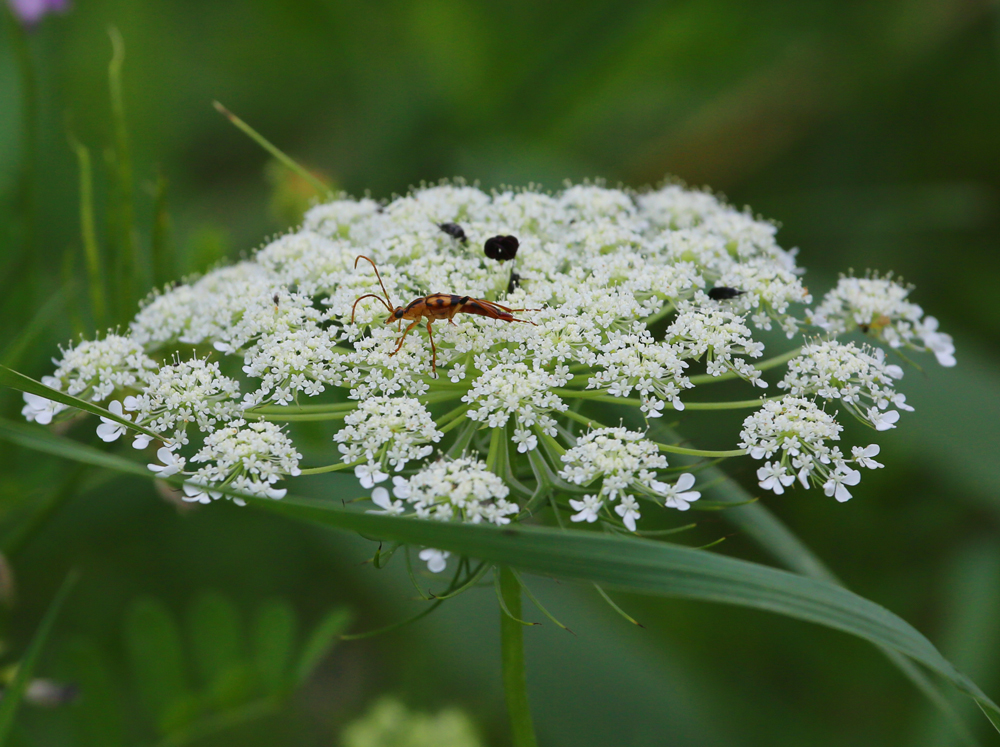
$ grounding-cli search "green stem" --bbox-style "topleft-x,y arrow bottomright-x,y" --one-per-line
68,136 -> 107,327
561,409 -> 745,458
259,411 -> 351,423
108,27 -> 138,320
213,101 -> 332,198
5,6 -> 37,257
499,566 -> 538,747
557,390 -> 774,410
641,302 -> 676,327
299,460 -> 358,476
688,347 -> 802,385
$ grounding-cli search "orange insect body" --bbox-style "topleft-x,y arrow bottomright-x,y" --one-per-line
350,255 -> 537,374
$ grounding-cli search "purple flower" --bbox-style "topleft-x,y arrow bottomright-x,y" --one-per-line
7,0 -> 70,26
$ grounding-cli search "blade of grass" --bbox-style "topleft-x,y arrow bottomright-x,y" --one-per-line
0,570 -> 78,744
1,417 -> 997,733
67,132 -> 106,327
213,101 -> 332,199
107,27 -> 138,320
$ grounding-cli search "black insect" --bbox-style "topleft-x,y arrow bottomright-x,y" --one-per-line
438,222 -> 468,244
507,271 -> 522,295
484,235 -> 519,262
273,293 -> 280,307
707,287 -> 745,301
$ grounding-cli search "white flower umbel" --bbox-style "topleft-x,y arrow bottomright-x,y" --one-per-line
391,456 -> 517,528
558,427 -> 699,530
22,334 -> 158,424
22,182 -> 959,562
334,396 -> 443,486
122,358 -> 242,446
809,273 -> 956,366
740,396 -> 880,501
181,420 -> 302,505
779,340 -> 911,431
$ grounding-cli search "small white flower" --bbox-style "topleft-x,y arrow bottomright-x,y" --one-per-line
823,467 -> 861,502
182,479 -> 220,504
852,444 -> 883,469
21,392 -> 64,425
148,447 -> 185,477
96,400 -> 130,442
368,487 -> 405,516
657,472 -> 701,511
614,495 -> 641,532
391,475 -> 411,499
757,462 -> 795,495
867,407 -> 899,431
355,463 -> 389,489
512,428 -> 538,454
569,495 -> 603,523
419,548 -> 450,573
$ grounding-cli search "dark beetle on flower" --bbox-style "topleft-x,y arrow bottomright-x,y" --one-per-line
484,235 -> 519,262
438,222 -> 468,243
708,286 -> 745,301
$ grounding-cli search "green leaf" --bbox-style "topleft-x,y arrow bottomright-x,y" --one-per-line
0,365 -> 160,439
1,416 -> 998,733
0,570 -> 78,746
251,599 -> 297,695
61,636 -> 125,747
124,596 -> 198,735
186,591 -> 248,709
293,608 -> 352,686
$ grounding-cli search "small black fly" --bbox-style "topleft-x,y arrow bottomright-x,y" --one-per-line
438,222 -> 468,244
484,235 -> 519,262
507,271 -> 522,295
707,287 -> 745,301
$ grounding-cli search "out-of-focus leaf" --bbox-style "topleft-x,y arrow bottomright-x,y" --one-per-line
0,283 -> 74,369
61,636 -> 124,747
0,570 -> 78,745
293,607 -> 351,686
185,591 -> 249,709
124,596 -> 198,735
251,598 -> 297,695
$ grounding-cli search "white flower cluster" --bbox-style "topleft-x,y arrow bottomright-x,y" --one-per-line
120,358 -> 243,446
740,396 -> 882,502
334,397 -> 442,486
586,326 -> 691,416
809,274 -> 956,366
21,334 -> 157,424
558,427 -> 700,530
666,303 -> 768,387
21,182 -> 954,527
177,420 -> 302,505
779,340 -> 911,431
370,456 -> 519,569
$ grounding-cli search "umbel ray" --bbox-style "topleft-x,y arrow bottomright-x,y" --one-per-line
350,255 -> 539,375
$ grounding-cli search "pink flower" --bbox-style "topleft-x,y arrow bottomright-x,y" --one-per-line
7,0 -> 70,27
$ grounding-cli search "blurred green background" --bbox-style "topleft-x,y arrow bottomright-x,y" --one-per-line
1,0 -> 999,745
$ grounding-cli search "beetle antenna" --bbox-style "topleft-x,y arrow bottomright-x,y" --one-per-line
355,255 -> 395,310
351,294 -> 393,323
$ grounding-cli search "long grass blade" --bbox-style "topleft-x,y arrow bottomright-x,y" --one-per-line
0,570 -> 78,744
1,417 -> 998,733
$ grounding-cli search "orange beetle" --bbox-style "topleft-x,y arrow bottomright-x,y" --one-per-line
350,255 -> 538,374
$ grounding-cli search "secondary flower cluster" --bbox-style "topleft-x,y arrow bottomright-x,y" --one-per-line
558,427 -> 701,530
19,182 -> 956,571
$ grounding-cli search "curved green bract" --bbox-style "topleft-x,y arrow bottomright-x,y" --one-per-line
0,414 -> 996,733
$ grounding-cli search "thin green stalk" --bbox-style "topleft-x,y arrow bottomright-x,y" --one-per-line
561,409 -> 745,458
642,302 -> 676,327
657,443 -> 745,458
259,411 -> 352,423
108,27 -> 138,320
151,169 -> 171,287
299,460 -> 358,476
213,101 -> 332,198
499,566 -> 538,747
5,5 -> 37,257
688,347 -> 802,385
250,400 -> 359,415
438,413 -> 469,435
68,136 -> 106,326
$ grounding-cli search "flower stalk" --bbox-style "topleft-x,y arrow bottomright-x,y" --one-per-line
499,565 -> 538,747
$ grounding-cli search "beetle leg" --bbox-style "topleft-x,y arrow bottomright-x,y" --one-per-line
390,320 -> 421,356
426,320 -> 438,375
